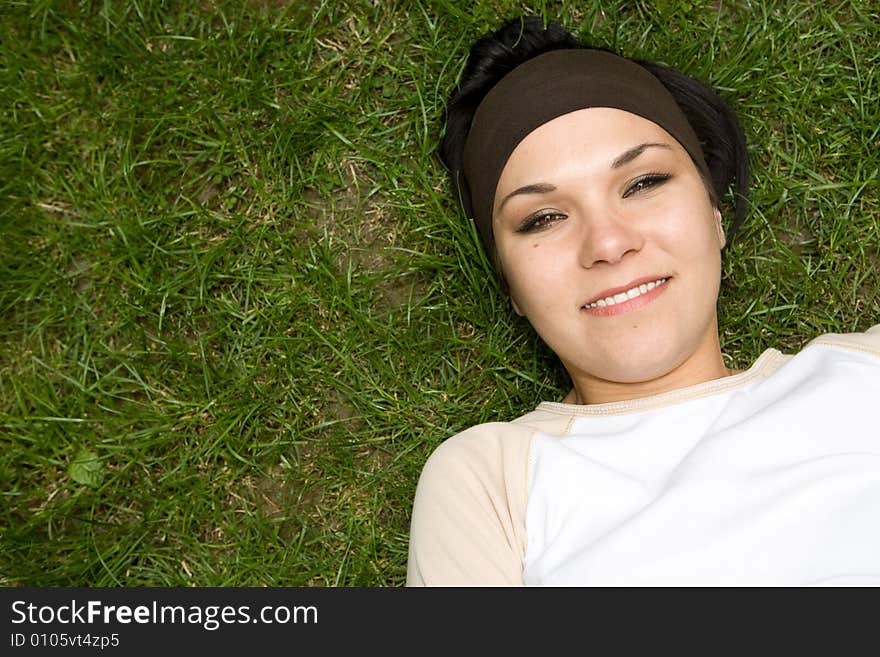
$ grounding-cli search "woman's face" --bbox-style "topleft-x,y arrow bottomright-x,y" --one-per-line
493,107 -> 726,401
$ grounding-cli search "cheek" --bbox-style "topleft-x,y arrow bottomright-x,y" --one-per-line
500,244 -> 562,313
655,198 -> 720,257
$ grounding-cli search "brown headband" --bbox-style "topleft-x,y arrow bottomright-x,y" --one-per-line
460,48 -> 711,258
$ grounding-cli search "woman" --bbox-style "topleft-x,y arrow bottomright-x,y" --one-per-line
406,17 -> 880,585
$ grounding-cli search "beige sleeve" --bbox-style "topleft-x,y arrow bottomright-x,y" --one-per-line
812,323 -> 880,355
406,422 -> 535,586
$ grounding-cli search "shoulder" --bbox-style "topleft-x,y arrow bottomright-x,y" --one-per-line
419,405 -> 573,478
804,323 -> 880,357
513,404 -> 577,433
416,421 -> 535,486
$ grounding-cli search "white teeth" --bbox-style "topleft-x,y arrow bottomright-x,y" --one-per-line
584,278 -> 668,309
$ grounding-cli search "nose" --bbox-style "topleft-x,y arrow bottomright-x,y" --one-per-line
578,210 -> 644,268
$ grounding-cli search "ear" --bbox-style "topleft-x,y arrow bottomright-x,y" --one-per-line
495,259 -> 524,315
713,207 -> 726,249
511,295 -> 524,316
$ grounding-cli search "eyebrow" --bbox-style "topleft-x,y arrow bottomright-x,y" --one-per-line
611,142 -> 672,168
497,182 -> 557,212
497,142 -> 673,213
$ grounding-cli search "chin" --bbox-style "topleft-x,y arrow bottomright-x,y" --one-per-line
597,361 -> 679,385
581,342 -> 691,385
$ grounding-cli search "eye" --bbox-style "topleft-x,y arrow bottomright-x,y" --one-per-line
623,173 -> 672,198
515,209 -> 567,233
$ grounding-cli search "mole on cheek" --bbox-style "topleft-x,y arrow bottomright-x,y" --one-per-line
532,243 -> 539,248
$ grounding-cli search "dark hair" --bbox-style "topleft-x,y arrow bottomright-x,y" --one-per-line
440,16 -> 750,249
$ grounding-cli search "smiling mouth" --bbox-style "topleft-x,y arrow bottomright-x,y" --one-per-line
583,277 -> 669,310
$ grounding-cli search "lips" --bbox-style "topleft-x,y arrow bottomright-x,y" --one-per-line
583,276 -> 670,309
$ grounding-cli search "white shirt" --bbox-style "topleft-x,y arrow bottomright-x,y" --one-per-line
525,342 -> 880,585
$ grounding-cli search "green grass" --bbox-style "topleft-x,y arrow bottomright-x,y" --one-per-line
1,0 -> 877,586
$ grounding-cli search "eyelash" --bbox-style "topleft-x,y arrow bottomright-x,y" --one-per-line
515,209 -> 565,233
623,172 -> 672,198
514,172 -> 673,233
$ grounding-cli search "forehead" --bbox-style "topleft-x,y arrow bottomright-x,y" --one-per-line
497,107 -> 684,188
